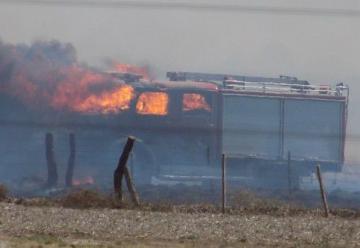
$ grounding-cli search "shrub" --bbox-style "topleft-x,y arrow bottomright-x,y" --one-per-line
0,184 -> 8,201
58,189 -> 115,209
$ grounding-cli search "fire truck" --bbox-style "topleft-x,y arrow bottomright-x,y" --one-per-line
0,71 -> 349,189
105,71 -> 349,188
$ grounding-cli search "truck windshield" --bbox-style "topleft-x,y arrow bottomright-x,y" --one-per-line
182,93 -> 211,113
136,92 -> 169,116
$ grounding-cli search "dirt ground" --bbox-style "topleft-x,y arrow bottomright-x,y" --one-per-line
1,202 -> 360,247
0,235 -> 227,248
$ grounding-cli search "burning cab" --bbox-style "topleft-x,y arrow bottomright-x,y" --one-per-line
0,70 -> 349,189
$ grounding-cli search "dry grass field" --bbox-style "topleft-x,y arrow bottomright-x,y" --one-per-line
1,202 -> 360,247
1,186 -> 360,247
0,190 -> 360,247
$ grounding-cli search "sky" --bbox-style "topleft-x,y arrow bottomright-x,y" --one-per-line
0,0 -> 359,160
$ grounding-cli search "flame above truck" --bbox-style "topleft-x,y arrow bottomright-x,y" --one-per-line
0,68 -> 349,188
0,39 -> 350,189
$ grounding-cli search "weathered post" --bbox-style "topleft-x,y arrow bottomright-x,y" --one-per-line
222,154 -> 227,214
316,165 -> 330,217
65,133 -> 76,187
123,163 -> 140,206
287,151 -> 292,198
114,136 -> 139,206
45,132 -> 58,188
129,152 -> 134,179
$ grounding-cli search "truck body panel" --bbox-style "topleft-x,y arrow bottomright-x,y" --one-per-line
222,95 -> 281,159
222,92 -> 346,164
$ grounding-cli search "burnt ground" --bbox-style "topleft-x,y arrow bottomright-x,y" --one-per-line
2,184 -> 360,247
137,184 -> 360,209
10,180 -> 360,209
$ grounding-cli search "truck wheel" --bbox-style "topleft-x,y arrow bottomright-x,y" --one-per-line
130,143 -> 157,186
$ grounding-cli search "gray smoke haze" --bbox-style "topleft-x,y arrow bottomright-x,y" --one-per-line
0,0 -> 359,160
0,39 -> 76,84
0,39 -> 126,112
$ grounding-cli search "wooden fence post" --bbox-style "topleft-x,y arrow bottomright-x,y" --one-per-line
123,164 -> 140,206
222,154 -> 227,214
287,151 -> 292,198
45,132 -> 58,188
114,136 -> 140,206
316,165 -> 330,217
65,133 -> 76,187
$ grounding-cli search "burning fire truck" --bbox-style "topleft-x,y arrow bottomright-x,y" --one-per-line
165,72 -> 349,187
108,71 -> 348,188
0,40 -> 348,189
0,69 -> 349,189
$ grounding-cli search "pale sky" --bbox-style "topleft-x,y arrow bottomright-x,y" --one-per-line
0,0 -> 359,160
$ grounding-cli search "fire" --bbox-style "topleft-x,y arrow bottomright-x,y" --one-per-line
183,93 -> 211,112
136,92 -> 169,115
112,62 -> 150,80
72,176 -> 95,186
49,66 -> 135,114
50,66 -> 109,109
73,85 -> 135,114
0,39 -> 145,115
0,40 -> 212,116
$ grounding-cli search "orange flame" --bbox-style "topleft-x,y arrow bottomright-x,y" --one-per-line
49,66 -> 135,114
72,176 -> 95,186
73,85 -> 135,114
0,40 -> 148,115
136,92 -> 168,115
112,62 -> 150,80
183,93 -> 211,112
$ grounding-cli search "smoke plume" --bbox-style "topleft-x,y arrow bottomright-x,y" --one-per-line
0,39 -> 148,114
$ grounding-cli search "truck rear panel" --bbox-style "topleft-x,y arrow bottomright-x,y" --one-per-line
222,92 -> 346,163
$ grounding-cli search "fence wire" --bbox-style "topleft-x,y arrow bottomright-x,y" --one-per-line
1,125 -> 360,209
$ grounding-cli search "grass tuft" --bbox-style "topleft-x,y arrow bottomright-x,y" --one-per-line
57,189 -> 117,209
0,184 -> 8,201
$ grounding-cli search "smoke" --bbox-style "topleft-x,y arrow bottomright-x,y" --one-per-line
0,39 -> 76,90
0,39 -> 80,106
0,39 -> 148,114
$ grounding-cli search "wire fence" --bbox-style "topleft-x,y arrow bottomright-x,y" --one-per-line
1,125 -> 360,209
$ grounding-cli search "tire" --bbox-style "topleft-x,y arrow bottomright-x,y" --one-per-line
130,142 -> 157,186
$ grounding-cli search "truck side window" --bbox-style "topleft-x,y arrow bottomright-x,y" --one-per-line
136,92 -> 169,116
182,93 -> 211,113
